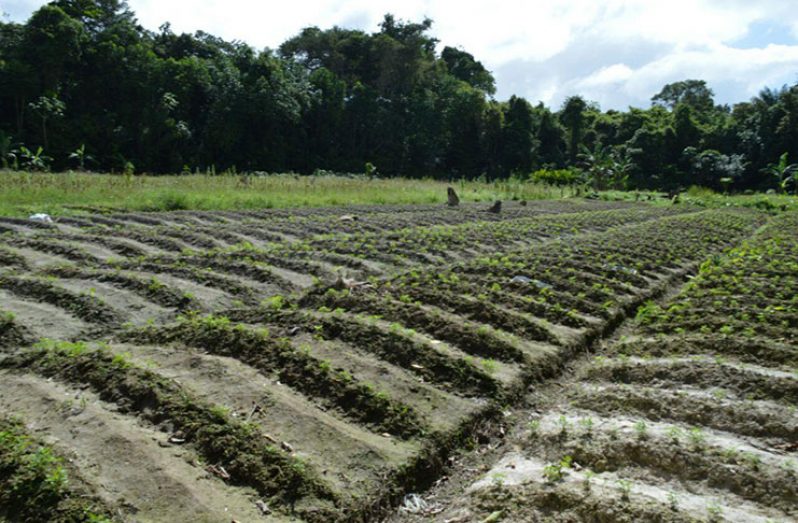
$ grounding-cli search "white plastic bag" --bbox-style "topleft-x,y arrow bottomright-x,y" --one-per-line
29,213 -> 54,224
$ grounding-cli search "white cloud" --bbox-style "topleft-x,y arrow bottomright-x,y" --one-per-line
578,64 -> 635,88
626,43 -> 798,95
539,42 -> 798,110
2,0 -> 798,109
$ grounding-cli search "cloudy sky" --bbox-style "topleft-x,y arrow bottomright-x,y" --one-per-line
3,0 -> 798,110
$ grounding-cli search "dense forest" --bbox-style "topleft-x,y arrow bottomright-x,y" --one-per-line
1,0 -> 797,191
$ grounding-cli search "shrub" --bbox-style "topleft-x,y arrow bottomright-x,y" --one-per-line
529,168 -> 583,186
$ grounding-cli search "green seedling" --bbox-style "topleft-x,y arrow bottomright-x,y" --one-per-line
617,479 -> 632,501
633,420 -> 648,440
542,455 -> 573,483
688,427 -> 706,449
706,501 -> 724,522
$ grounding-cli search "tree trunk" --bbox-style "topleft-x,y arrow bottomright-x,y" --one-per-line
15,96 -> 25,138
42,117 -> 48,151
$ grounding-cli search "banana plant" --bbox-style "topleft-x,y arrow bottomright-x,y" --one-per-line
765,153 -> 798,194
578,143 -> 630,191
14,145 -> 52,172
69,144 -> 94,171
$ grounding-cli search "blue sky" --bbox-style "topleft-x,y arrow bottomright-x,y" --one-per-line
3,0 -> 798,110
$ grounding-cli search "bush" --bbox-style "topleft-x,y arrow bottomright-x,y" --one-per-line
156,191 -> 190,211
529,168 -> 583,186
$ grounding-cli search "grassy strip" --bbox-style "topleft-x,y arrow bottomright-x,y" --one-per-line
121,314 -> 427,439
0,417 -> 112,523
0,172 -> 568,217
0,276 -> 121,326
602,186 -> 798,213
2,341 -> 341,520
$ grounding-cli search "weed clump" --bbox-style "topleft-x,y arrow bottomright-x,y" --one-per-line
0,417 -> 111,522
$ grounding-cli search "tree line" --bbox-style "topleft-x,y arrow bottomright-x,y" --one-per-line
1,0 -> 797,192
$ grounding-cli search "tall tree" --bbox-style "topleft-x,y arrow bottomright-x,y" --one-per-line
534,104 -> 567,167
22,5 -> 84,93
0,2 -> 793,191
441,46 -> 495,94
500,95 -> 535,174
651,79 -> 715,114
560,95 -> 587,164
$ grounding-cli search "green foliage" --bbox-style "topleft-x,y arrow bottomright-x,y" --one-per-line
688,427 -> 706,449
764,152 -> 798,194
441,46 -> 495,94
0,172 -> 565,217
111,352 -> 133,370
12,145 -> 52,172
529,168 -> 582,186
560,96 -> 588,164
68,144 -> 93,171
542,455 -> 573,483
635,301 -> 663,324
706,501 -> 724,522
480,358 -> 498,374
652,80 -> 715,113
28,95 -> 65,151
35,339 -> 89,358
0,310 -> 16,325
264,294 -> 286,311
0,417 -> 109,521
683,147 -> 746,190
633,420 -> 648,440
0,2 -> 796,189
578,143 -> 630,190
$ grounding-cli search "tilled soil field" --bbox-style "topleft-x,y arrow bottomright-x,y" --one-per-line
0,201 -> 793,522
389,211 -> 797,523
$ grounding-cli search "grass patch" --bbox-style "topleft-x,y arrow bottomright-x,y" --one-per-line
0,171 -> 570,217
3,171 -> 794,218
600,186 -> 798,213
